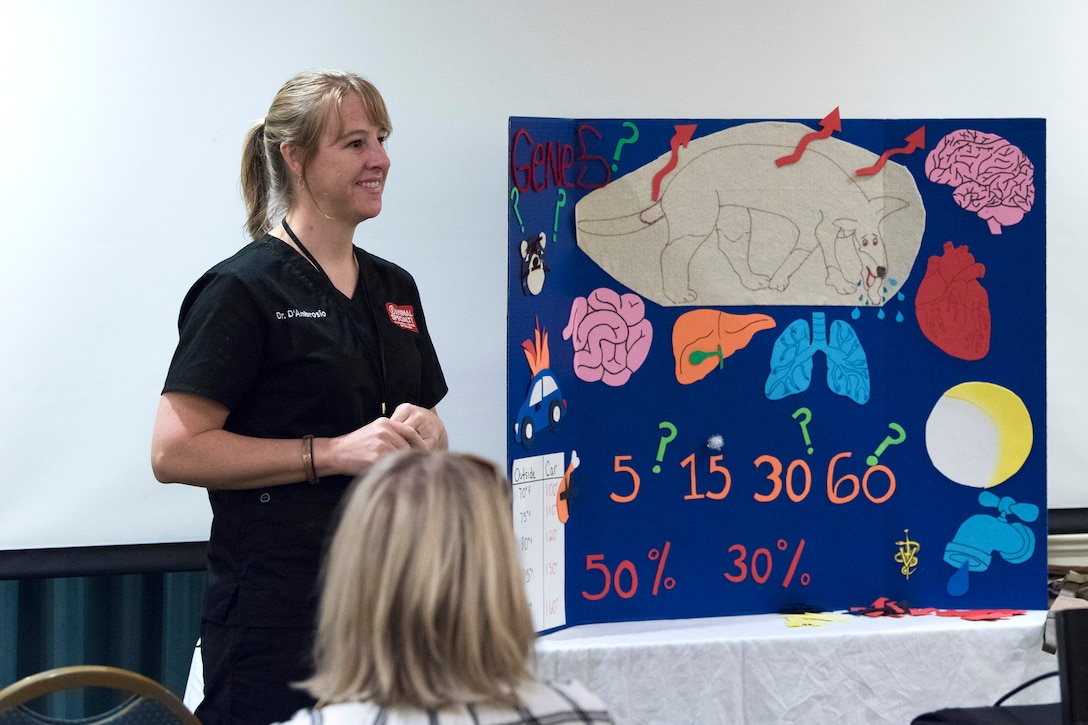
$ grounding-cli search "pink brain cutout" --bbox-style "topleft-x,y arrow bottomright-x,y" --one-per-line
924,129 -> 1035,235
563,288 -> 653,386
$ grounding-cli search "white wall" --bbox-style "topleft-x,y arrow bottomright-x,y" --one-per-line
0,0 -> 1082,553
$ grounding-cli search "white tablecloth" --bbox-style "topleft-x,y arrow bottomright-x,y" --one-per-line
535,610 -> 1059,725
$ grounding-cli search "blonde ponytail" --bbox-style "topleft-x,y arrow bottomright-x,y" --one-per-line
241,120 -> 271,239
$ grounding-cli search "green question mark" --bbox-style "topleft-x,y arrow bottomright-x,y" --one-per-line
867,423 -> 906,466
510,186 -> 524,232
552,188 -> 566,242
611,121 -> 640,172
653,421 -> 677,474
792,407 -> 813,455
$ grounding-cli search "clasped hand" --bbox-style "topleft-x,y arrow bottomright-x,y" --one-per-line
330,404 -> 448,475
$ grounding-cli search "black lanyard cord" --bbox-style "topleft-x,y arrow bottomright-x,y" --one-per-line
281,218 -> 389,416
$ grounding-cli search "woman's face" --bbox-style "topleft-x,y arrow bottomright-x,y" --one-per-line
302,92 -> 390,225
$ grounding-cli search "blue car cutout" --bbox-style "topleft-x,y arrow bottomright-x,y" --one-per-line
514,369 -> 566,447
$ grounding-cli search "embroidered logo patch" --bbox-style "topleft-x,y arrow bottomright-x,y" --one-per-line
386,303 -> 418,332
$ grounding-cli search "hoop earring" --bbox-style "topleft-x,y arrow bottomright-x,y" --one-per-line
297,176 -> 305,189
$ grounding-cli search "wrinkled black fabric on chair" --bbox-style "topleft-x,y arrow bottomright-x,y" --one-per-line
0,665 -> 200,725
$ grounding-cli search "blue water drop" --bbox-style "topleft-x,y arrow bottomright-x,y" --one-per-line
877,308 -> 886,320
895,310 -> 904,323
897,292 -> 905,302
851,307 -> 860,320
947,560 -> 971,596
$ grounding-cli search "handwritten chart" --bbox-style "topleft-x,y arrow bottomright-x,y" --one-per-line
512,451 -> 567,631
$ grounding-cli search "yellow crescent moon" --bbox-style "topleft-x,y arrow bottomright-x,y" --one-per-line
924,382 -> 1033,488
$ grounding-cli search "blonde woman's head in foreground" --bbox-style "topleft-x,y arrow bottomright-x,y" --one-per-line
303,450 -> 536,708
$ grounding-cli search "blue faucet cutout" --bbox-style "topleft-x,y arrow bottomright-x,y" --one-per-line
765,312 -> 870,404
944,489 -> 1038,596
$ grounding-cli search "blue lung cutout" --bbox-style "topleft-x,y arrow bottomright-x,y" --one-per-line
765,313 -> 870,404
765,318 -> 814,399
825,318 -> 870,403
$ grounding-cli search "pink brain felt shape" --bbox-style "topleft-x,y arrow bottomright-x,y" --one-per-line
924,129 -> 1035,235
563,288 -> 653,386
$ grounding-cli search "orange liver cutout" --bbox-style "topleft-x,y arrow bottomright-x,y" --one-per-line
672,310 -> 776,384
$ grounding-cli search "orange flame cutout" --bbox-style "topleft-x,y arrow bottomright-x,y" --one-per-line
521,317 -> 551,376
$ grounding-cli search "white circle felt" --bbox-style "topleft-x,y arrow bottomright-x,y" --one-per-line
925,382 -> 1033,488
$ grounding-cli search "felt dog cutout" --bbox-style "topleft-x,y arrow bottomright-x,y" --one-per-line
520,232 -> 549,296
642,146 -> 908,305
575,122 -> 926,307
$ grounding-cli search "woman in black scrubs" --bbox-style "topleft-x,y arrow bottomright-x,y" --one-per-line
151,69 -> 448,725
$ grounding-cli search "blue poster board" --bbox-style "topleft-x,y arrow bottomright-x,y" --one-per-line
507,115 -> 1046,631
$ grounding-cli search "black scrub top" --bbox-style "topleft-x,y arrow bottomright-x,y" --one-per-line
163,236 -> 447,627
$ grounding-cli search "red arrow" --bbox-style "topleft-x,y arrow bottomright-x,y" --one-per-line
856,126 -> 926,176
651,124 -> 698,201
775,107 -> 842,167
